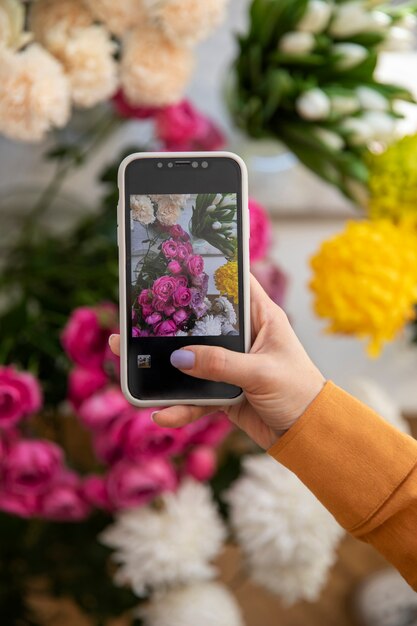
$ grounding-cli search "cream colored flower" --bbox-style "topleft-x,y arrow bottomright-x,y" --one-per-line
29,0 -> 93,44
120,25 -> 193,106
148,0 -> 228,46
131,195 -> 155,225
0,0 -> 30,50
153,194 -> 187,226
0,44 -> 70,142
84,0 -> 148,36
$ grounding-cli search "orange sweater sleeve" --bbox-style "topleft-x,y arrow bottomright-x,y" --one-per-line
267,381 -> 417,590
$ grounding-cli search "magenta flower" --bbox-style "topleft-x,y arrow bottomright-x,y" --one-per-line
186,254 -> 204,277
173,308 -> 188,325
0,488 -> 40,518
167,260 -> 182,274
154,319 -> 178,336
145,312 -> 162,326
93,415 -> 129,465
155,100 -> 225,151
106,458 -> 177,510
78,387 -> 130,431
83,475 -> 112,511
175,275 -> 189,288
169,224 -> 189,240
161,239 -> 178,259
68,367 -> 108,410
251,260 -> 288,308
122,409 -> 185,460
172,286 -> 192,308
40,472 -> 90,522
184,411 -> 233,447
4,439 -> 63,495
163,304 -> 176,317
141,303 -> 154,318
176,243 -> 190,261
152,276 -> 177,302
190,288 -> 208,319
138,289 -> 152,306
62,304 -> 116,369
0,366 -> 42,430
112,89 -> 158,119
191,272 -> 209,295
249,198 -> 272,263
185,446 -> 217,482
132,327 -> 141,337
153,297 -> 168,312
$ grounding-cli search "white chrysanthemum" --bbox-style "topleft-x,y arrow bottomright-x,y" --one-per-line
137,582 -> 245,626
84,0 -> 148,36
0,44 -> 71,142
153,194 -> 187,226
0,0 -> 30,50
100,480 -> 226,596
226,455 -> 344,605
212,296 -> 237,326
51,24 -> 118,108
29,0 -> 93,43
347,378 -> 410,434
131,195 -> 156,225
191,315 -> 223,336
120,25 -> 194,106
146,0 -> 228,46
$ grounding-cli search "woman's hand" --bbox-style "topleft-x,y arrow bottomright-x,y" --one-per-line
109,275 -> 325,449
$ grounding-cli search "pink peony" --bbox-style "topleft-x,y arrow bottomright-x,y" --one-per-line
155,100 -> 225,151
186,254 -> 204,277
161,239 -> 178,258
4,439 -> 63,495
176,243 -> 190,261
62,305 -> 116,368
249,198 -> 272,263
163,304 -> 176,317
146,312 -> 162,326
83,475 -> 112,511
185,446 -> 217,482
106,458 -> 177,510
152,276 -> 177,302
123,409 -> 185,460
167,260 -> 182,274
172,286 -> 192,308
113,89 -> 158,119
184,411 -> 233,447
175,275 -> 189,288
132,327 -> 141,337
40,472 -> 90,521
78,387 -> 130,431
173,308 -> 188,325
154,319 -> 178,336
0,366 -> 42,430
251,260 -> 288,308
0,489 -> 40,518
169,224 -> 189,240
68,367 -> 108,410
141,303 -> 154,318
138,289 -> 152,306
93,415 -> 130,465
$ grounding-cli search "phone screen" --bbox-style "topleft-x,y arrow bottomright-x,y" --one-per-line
124,156 -> 246,402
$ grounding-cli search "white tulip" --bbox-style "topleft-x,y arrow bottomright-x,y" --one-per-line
331,93 -> 360,115
381,26 -> 416,51
366,10 -> 391,32
296,88 -> 331,121
333,43 -> 368,69
396,14 -> 417,31
213,194 -> 222,205
340,117 -> 373,145
329,2 -> 370,37
280,31 -> 315,54
207,204 -> 216,212
315,128 -> 345,150
212,221 -> 222,230
362,111 -> 396,140
356,86 -> 388,111
297,0 -> 333,34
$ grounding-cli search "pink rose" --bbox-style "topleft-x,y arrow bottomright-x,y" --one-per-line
62,305 -> 116,368
83,475 -> 112,511
138,289 -> 152,306
68,367 -> 108,410
154,319 -> 178,336
0,366 -> 42,429
0,488 -> 40,518
186,255 -> 204,277
112,89 -> 158,119
155,100 -> 225,151
175,275 -> 189,288
78,388 -> 129,431
251,261 -> 288,308
153,297 -> 167,312
249,198 -> 272,263
161,239 -> 178,259
146,312 -> 162,326
184,411 -> 233,447
173,286 -> 192,308
163,304 -> 176,317
4,439 -> 63,495
176,243 -> 189,261
106,458 -> 177,510
93,415 -> 129,464
173,308 -> 188,325
40,472 -> 90,521
167,260 -> 182,274
152,276 -> 177,302
169,224 -> 189,240
122,409 -> 185,460
141,303 -> 154,318
185,446 -> 217,482
132,327 -> 141,337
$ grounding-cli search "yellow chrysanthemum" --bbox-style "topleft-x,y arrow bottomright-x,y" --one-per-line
310,220 -> 417,356
367,135 -> 417,225
215,260 -> 239,304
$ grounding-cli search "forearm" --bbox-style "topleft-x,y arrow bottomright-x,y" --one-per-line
268,381 -> 417,589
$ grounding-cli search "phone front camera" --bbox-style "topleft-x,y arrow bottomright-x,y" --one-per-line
157,162 -> 163,168
168,162 -> 173,168
202,161 -> 208,169
192,161 -> 198,168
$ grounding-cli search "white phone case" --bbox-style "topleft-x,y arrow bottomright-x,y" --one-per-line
117,151 -> 251,407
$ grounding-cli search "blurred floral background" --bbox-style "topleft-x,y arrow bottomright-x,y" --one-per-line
0,1 -> 417,625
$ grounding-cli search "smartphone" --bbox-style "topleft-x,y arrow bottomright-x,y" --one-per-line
117,151 -> 250,407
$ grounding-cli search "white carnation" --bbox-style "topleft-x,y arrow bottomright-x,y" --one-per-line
153,194 -> 188,226
0,0 -> 30,50
226,455 -> 344,605
191,314 -> 223,336
212,296 -> 237,326
137,582 -> 245,626
100,480 -> 226,596
131,195 -> 156,225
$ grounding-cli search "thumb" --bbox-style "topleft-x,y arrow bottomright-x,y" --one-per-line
170,345 -> 261,389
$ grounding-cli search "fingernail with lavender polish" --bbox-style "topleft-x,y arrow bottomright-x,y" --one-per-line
151,411 -> 158,423
170,349 -> 195,370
